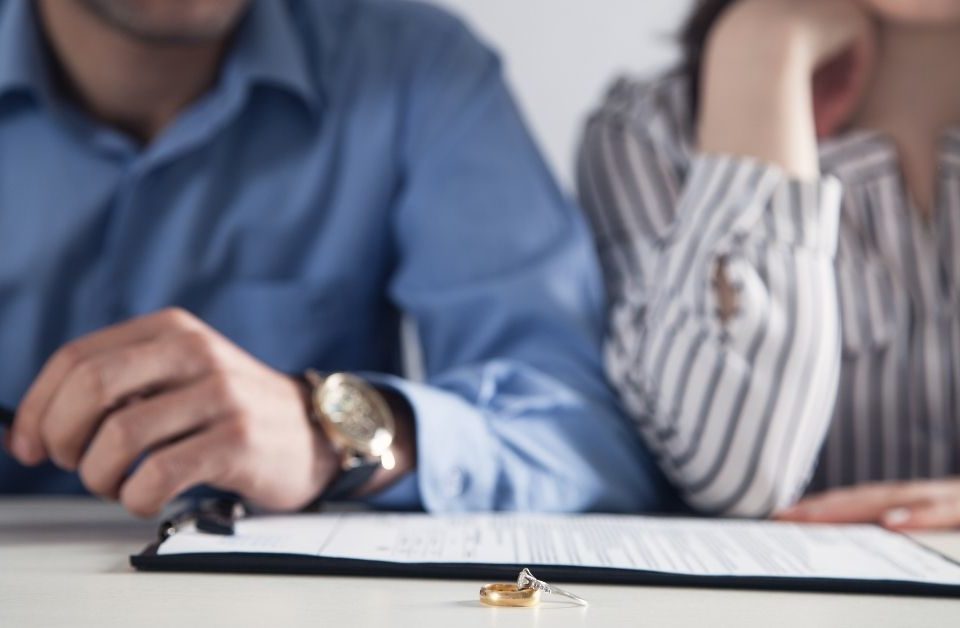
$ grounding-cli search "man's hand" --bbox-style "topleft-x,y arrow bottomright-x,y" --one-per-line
777,480 -> 960,530
8,308 -> 339,517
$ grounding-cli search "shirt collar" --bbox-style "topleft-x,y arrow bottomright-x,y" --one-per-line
945,126 -> 960,173
818,130 -> 899,184
0,0 -> 56,104
0,0 -> 322,116
223,0 -> 322,117
820,126 -> 960,182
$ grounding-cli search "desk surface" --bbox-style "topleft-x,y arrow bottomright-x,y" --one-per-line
2,498 -> 959,628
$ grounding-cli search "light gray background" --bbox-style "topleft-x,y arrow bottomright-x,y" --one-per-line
428,0 -> 695,188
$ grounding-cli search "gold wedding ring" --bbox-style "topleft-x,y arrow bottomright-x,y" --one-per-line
479,583 -> 542,607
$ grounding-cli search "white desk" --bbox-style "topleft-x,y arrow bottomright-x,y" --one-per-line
1,498 -> 959,628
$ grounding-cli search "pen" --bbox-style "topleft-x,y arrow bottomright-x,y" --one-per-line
158,498 -> 245,541
0,405 -> 13,429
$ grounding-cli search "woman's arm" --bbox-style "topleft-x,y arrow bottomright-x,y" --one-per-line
699,0 -> 875,178
580,0 -> 874,517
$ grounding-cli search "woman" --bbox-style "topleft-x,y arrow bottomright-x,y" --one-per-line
579,0 -> 960,527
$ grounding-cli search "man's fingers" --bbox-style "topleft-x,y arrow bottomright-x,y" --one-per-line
11,308 -> 204,465
884,500 -> 960,531
118,425 -> 235,518
40,329 -> 224,470
77,377 -> 228,499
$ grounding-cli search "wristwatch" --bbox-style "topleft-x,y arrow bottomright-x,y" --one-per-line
304,370 -> 397,500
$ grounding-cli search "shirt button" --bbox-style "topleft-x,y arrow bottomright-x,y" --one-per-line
444,468 -> 469,499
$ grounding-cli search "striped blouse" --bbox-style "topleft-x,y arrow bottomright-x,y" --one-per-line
578,75 -> 960,517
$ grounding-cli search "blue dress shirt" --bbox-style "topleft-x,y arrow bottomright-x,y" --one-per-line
0,0 -> 668,512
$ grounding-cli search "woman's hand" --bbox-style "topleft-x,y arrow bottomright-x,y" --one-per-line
698,0 -> 877,179
777,479 -> 960,531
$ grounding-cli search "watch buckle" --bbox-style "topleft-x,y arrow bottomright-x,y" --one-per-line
380,449 -> 396,471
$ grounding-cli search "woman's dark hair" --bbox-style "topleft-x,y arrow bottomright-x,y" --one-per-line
680,0 -> 738,113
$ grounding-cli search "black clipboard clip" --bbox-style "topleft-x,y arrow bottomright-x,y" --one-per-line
158,498 -> 246,542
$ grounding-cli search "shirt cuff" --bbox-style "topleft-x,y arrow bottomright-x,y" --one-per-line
364,470 -> 422,510
359,373 -> 498,512
682,154 -> 843,254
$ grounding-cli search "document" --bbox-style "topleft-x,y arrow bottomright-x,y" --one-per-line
157,513 -> 960,586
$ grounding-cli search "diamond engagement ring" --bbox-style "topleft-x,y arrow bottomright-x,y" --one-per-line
516,568 -> 589,607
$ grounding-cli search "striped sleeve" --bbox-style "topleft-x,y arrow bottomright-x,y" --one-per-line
577,79 -> 844,517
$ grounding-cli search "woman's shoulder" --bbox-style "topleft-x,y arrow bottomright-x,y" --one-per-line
587,72 -> 695,149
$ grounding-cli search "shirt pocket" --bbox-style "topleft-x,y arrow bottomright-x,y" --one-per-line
835,255 -> 898,358
197,279 -> 360,373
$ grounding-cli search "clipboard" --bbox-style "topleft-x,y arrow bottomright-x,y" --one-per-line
131,500 -> 960,598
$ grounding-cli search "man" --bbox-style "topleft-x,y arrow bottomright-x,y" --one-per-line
0,0 -> 666,517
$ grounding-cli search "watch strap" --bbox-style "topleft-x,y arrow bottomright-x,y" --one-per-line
317,461 -> 380,502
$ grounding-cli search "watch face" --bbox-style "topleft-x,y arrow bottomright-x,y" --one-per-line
317,374 -> 394,455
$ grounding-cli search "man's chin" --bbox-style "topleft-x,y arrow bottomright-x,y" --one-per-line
74,0 -> 251,45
